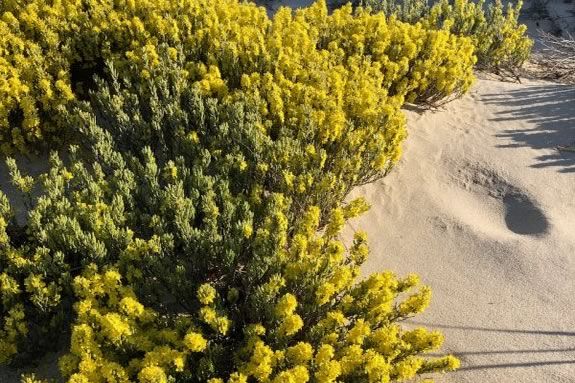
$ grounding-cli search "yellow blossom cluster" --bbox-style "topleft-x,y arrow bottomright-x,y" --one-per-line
0,0 -> 475,153
421,0 -> 532,74
60,266 -> 196,383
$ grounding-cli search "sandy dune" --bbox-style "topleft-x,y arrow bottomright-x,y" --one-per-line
346,77 -> 575,382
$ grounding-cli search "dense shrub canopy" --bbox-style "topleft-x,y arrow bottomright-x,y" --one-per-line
0,69 -> 460,383
0,0 -> 475,152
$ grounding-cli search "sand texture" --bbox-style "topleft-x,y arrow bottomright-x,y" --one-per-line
345,77 -> 575,382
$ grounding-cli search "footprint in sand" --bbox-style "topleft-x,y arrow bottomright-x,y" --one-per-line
502,193 -> 549,236
440,162 -> 550,237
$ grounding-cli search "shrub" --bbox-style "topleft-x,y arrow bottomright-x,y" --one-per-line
0,0 -> 475,152
59,235 -> 460,383
362,0 -> 533,76
2,152 -> 460,381
0,50 -> 460,380
316,4 -> 476,106
0,51 -> 389,362
0,1 -> 466,381
422,0 -> 532,76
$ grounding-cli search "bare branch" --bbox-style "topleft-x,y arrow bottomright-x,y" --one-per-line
533,30 -> 575,82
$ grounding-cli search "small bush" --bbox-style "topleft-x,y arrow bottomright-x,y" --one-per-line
362,0 -> 533,76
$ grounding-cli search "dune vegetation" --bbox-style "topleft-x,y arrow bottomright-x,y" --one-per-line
0,0 -> 531,382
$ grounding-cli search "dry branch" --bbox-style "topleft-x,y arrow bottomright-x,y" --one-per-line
534,30 -> 575,81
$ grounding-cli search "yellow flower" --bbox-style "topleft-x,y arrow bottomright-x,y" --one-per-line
398,286 -> 432,316
422,355 -> 460,372
402,327 -> 444,352
242,223 -> 253,238
278,313 -> 303,337
315,360 -> 341,383
286,342 -> 313,365
138,366 -> 167,383
183,332 -> 207,352
188,131 -> 200,143
215,316 -> 231,335
242,340 -> 274,380
99,313 -> 132,344
316,282 -> 336,306
282,171 -> 295,188
227,372 -> 248,383
119,296 -> 144,318
68,374 -> 90,383
325,208 -> 345,238
245,324 -> 266,337
346,319 -> 370,345
200,307 -> 217,323
393,357 -> 424,380
55,80 -> 74,101
239,160 -> 248,171
167,47 -> 178,60
272,365 -> 309,383
275,293 -> 297,318
363,350 -> 390,383
197,284 -> 217,305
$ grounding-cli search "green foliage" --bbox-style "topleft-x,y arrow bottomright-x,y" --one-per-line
362,0 -> 431,23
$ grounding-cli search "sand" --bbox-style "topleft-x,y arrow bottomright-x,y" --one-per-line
345,76 -> 575,382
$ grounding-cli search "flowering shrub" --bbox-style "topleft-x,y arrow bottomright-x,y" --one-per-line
0,1 -> 464,381
0,55 -> 460,380
362,0 -> 532,76
0,0 -> 475,152
422,0 -> 532,75
58,232 -> 460,383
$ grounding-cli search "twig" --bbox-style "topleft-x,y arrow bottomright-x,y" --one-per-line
533,30 -> 575,82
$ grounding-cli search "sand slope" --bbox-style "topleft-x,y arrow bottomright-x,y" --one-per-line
346,77 -> 575,382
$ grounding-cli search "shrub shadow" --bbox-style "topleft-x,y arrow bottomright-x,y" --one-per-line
409,321 -> 575,373
482,84 -> 575,173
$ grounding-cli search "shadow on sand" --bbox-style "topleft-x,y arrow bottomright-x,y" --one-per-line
408,321 -> 575,372
481,84 -> 575,173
